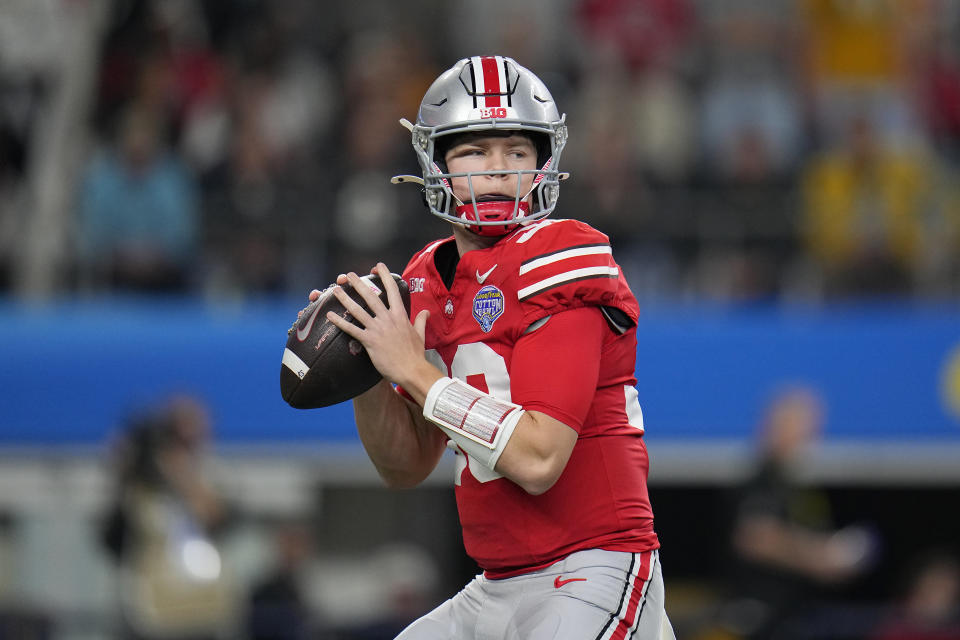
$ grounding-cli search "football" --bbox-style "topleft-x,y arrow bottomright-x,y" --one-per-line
280,273 -> 410,409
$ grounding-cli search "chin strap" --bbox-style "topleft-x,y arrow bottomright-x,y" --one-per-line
455,200 -> 530,229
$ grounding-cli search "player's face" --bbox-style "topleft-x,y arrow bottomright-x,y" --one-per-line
444,134 -> 538,205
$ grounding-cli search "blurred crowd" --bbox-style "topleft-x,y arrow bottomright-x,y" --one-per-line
28,387 -> 952,640
95,394 -> 438,640
2,2 -> 960,638
1,0 -> 959,303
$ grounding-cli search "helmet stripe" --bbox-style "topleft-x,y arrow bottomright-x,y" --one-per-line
478,55 -> 504,108
469,56 -> 484,98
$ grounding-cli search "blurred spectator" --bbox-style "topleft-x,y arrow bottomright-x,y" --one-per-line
572,0 -> 698,186
100,394 -> 239,640
563,68 -> 644,234
683,0 -> 807,302
7,0 -> 960,301
913,2 -> 960,162
0,69 -> 44,291
574,0 -> 695,75
632,63 -> 698,185
699,67 -> 803,185
799,0 -> 926,150
96,1 -> 223,135
800,112 -> 945,297
200,5 -> 337,297
330,29 -> 439,276
327,544 -> 441,640
76,103 -> 199,292
447,0 -> 574,73
870,550 -> 960,640
697,0 -> 804,183
719,385 -> 878,639
562,60 -> 696,303
246,519 -> 316,640
199,73 -> 303,296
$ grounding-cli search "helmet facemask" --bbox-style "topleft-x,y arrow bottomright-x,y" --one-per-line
424,129 -> 563,236
396,56 -> 568,237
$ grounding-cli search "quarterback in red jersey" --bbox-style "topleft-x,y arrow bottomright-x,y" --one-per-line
319,56 -> 675,639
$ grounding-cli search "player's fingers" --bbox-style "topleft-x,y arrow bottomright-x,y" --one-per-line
308,288 -> 322,302
413,309 -> 430,342
335,273 -> 348,285
347,271 -> 389,317
374,263 -> 403,313
325,309 -> 363,340
331,282 -> 375,327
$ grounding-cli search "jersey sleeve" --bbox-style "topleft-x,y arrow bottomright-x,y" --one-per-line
508,305 -> 605,431
510,220 -> 639,327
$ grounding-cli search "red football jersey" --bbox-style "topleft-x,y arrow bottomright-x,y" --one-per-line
400,219 -> 659,577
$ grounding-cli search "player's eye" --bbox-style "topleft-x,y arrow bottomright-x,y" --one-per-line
450,147 -> 482,160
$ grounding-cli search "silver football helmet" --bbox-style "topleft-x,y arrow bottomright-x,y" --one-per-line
393,56 -> 568,236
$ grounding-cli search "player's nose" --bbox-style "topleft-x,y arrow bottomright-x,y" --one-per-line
484,151 -> 510,177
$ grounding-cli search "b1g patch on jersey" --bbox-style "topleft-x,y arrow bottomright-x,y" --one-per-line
473,285 -> 505,332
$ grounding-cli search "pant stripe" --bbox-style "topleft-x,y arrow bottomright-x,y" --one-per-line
593,550 -> 655,640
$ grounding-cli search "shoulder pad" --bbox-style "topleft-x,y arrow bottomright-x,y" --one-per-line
403,236 -> 452,275
511,218 -> 607,249
509,220 -> 638,323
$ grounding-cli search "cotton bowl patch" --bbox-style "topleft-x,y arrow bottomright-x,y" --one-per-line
473,285 -> 504,332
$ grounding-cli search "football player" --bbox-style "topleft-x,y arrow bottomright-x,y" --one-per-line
318,55 -> 675,639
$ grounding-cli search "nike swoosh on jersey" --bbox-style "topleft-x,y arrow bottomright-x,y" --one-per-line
553,576 -> 587,588
476,264 -> 498,284
296,302 -> 324,342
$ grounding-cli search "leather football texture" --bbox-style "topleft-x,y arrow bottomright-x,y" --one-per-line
280,274 -> 410,409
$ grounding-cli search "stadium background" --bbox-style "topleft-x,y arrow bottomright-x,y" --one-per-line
1,0 -> 959,638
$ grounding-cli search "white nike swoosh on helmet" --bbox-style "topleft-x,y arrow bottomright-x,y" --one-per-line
476,264 -> 498,284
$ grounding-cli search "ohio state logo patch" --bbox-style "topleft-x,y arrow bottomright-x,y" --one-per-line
473,285 -> 504,332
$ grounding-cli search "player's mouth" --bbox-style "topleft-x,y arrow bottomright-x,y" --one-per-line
474,194 -> 518,203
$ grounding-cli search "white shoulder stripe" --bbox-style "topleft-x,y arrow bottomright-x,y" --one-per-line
518,266 -> 619,300
515,219 -> 558,243
423,239 -> 446,255
518,245 -> 612,275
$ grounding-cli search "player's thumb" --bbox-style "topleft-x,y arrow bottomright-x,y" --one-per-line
413,310 -> 430,341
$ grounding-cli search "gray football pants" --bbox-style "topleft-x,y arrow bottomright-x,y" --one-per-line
396,549 -> 676,640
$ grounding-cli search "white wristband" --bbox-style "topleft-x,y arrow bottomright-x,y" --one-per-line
423,377 -> 523,471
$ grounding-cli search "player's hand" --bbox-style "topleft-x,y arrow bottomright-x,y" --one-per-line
296,282 -> 337,325
306,276 -> 344,305
325,263 -> 434,390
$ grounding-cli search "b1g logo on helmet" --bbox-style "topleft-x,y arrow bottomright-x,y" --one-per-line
473,285 -> 504,333
469,106 -> 517,121
479,107 -> 508,119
